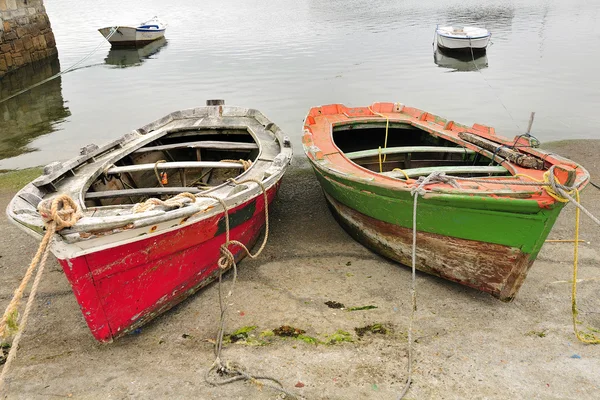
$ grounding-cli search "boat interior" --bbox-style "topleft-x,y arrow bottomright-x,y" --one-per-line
85,127 -> 259,207
332,122 -> 511,180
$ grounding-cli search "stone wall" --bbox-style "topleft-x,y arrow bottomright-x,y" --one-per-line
0,0 -> 57,78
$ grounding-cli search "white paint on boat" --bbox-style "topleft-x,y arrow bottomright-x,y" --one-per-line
435,26 -> 491,51
99,17 -> 166,46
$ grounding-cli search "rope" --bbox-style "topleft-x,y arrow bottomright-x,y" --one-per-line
396,175 -> 437,399
132,192 -> 196,213
409,168 -> 600,344
467,38 -> 521,132
0,27 -> 119,105
0,195 -> 81,392
368,106 -> 390,163
201,178 -> 300,398
153,160 -> 167,187
221,159 -> 252,171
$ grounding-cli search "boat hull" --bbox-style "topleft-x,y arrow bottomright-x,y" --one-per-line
99,26 -> 165,47
436,33 -> 490,53
57,183 -> 279,342
312,168 -> 561,302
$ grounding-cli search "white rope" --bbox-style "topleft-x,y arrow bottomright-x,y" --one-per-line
0,27 -> 119,104
396,175 -> 434,399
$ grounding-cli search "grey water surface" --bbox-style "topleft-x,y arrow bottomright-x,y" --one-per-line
0,0 -> 599,170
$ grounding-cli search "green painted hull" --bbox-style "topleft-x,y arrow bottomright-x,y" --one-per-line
311,165 -> 563,301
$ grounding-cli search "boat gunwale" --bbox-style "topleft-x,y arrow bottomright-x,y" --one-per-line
7,106 -> 292,239
302,102 -> 589,201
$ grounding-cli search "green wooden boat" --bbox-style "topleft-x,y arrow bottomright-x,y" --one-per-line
302,102 -> 589,301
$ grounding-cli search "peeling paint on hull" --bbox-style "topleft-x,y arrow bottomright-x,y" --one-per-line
57,184 -> 278,342
324,192 -> 533,301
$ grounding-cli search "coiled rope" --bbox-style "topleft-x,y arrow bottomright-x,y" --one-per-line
199,178 -> 300,399
0,195 -> 81,392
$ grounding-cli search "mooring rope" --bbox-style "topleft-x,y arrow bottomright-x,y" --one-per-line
0,27 -> 119,105
411,168 -> 600,344
199,178 -> 300,399
0,195 -> 81,392
395,174 -> 436,399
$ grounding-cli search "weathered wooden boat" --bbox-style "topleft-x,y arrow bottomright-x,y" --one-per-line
99,17 -> 166,47
435,25 -> 491,53
7,101 -> 292,341
302,103 -> 588,301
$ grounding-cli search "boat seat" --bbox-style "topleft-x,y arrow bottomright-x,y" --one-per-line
106,161 -> 244,175
85,187 -> 203,200
381,165 -> 508,179
133,140 -> 258,153
345,146 -> 475,160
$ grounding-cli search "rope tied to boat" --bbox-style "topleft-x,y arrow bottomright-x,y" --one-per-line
408,168 -> 600,345
131,192 -> 197,213
201,178 -> 300,398
0,195 -> 81,392
221,159 -> 252,171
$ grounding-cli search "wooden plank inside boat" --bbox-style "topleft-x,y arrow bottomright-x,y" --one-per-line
345,146 -> 475,159
382,165 -> 508,178
106,161 -> 244,174
85,187 -> 203,200
133,140 -> 259,153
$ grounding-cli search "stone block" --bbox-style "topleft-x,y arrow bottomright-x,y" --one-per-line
23,36 -> 33,50
3,20 -> 10,32
0,57 -> 7,72
5,51 -> 12,66
4,31 -> 17,41
28,7 -> 36,15
0,0 -> 8,11
16,26 -> 28,38
12,54 -> 23,66
44,31 -> 54,47
38,33 -> 45,46
22,51 -> 30,63
0,43 -> 11,52
6,0 -> 16,11
11,38 -> 23,51
16,16 -> 29,25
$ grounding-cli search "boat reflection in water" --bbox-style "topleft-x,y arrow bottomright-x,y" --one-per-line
0,55 -> 71,162
104,37 -> 168,68
433,49 -> 488,72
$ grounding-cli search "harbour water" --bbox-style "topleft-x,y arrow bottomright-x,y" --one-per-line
0,0 -> 599,170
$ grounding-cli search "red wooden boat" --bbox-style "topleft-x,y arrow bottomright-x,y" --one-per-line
7,102 -> 292,342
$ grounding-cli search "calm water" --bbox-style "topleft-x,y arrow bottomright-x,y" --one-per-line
1,0 -> 599,169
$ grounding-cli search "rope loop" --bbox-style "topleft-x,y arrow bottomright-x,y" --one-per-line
37,194 -> 81,231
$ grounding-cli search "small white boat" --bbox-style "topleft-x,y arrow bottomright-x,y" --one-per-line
99,17 -> 166,47
435,26 -> 491,53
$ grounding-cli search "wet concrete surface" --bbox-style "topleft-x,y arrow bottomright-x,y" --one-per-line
1,141 -> 599,399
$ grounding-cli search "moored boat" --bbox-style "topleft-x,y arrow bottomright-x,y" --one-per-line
435,25 -> 491,53
302,102 -> 588,301
99,17 -> 166,47
7,101 -> 292,341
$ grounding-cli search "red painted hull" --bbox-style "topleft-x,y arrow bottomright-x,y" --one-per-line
57,184 -> 279,342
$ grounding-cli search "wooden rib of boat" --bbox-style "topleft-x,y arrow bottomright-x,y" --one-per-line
302,102 -> 589,301
7,101 -> 292,342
